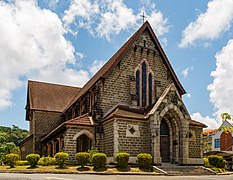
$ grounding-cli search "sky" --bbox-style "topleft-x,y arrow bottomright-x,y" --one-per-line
0,0 -> 233,130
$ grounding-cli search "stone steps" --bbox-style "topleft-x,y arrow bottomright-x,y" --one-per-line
157,164 -> 215,176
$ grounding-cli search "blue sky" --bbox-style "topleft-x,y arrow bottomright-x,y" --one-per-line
0,0 -> 233,130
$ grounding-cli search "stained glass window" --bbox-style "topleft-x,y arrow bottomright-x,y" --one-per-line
136,70 -> 140,106
149,73 -> 152,105
142,62 -> 147,106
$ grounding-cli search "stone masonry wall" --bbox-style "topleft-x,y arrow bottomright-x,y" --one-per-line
102,120 -> 114,157
63,126 -> 95,165
189,127 -> 202,158
117,119 -> 151,156
20,137 -> 33,160
98,30 -> 175,115
34,111 -> 63,154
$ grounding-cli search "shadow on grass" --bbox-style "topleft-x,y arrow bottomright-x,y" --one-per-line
27,166 -> 38,169
55,166 -> 68,170
139,166 -> 153,172
116,166 -> 131,172
76,167 -> 91,171
93,167 -> 107,172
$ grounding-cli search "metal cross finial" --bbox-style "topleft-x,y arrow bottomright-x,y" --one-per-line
140,12 -> 147,24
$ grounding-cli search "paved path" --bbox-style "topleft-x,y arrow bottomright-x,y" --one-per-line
0,173 -> 233,180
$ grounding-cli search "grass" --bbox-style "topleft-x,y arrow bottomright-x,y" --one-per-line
0,165 -> 155,173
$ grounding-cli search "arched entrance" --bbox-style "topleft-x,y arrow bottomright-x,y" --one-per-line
76,134 -> 92,152
160,119 -> 170,162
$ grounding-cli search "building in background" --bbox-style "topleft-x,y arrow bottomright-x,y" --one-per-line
211,120 -> 233,153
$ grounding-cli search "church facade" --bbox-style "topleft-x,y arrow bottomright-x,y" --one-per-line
20,21 -> 206,165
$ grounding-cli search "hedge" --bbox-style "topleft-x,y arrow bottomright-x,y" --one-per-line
92,153 -> 107,169
137,153 -> 152,169
26,154 -> 40,168
116,152 -> 130,168
76,152 -> 90,167
5,153 -> 19,168
54,152 -> 68,168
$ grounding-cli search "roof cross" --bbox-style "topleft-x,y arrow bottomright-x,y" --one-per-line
140,12 -> 147,24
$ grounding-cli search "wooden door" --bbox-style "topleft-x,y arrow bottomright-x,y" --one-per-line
160,119 -> 170,162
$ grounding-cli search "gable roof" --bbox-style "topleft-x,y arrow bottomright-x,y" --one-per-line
41,113 -> 94,142
189,119 -> 207,128
27,80 -> 80,113
148,83 -> 189,117
63,21 -> 186,114
103,103 -> 147,121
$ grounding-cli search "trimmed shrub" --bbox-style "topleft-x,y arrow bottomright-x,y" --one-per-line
88,147 -> 99,162
92,153 -> 107,169
137,153 -> 152,169
26,154 -> 40,168
16,160 -> 29,166
5,153 -> 19,168
203,157 -> 209,167
38,156 -> 56,166
208,155 -> 221,167
76,152 -> 90,167
116,152 -> 130,168
217,158 -> 226,168
54,152 -> 68,168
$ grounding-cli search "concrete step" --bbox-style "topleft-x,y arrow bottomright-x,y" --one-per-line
157,164 -> 214,176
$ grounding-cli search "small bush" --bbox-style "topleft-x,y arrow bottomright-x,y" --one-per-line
54,152 -> 68,168
137,153 -> 152,169
92,153 -> 107,169
76,152 -> 90,167
217,158 -> 226,168
5,153 -> 19,168
16,160 -> 29,166
116,152 -> 130,168
208,155 -> 221,167
26,154 -> 40,168
88,147 -> 99,162
203,157 -> 209,167
38,156 -> 56,166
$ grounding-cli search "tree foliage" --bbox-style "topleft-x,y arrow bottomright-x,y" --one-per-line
0,125 -> 29,163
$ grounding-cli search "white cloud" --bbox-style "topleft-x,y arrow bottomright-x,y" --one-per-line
63,0 -> 169,41
191,112 -> 220,129
145,11 -> 169,37
62,0 -> 99,35
179,0 -> 233,48
208,39 -> 233,119
0,0 -> 89,110
89,60 -> 106,75
181,66 -> 193,78
96,1 -> 137,40
186,93 -> 191,98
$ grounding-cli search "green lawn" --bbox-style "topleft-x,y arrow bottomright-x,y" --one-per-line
0,165 -> 155,174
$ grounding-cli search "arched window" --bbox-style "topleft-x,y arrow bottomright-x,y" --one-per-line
135,61 -> 153,107
142,62 -> 147,107
136,70 -> 140,106
148,73 -> 152,105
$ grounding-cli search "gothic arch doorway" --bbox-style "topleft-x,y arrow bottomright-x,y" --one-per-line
76,134 -> 92,152
160,119 -> 170,162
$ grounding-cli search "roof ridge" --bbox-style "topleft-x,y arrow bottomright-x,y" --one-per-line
28,79 -> 81,89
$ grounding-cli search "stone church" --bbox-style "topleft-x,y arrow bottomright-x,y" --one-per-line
20,21 -> 207,165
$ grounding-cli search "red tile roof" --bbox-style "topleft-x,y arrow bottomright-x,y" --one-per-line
189,119 -> 208,128
203,129 -> 218,135
63,21 -> 185,114
41,113 -> 94,142
27,80 -> 80,112
65,113 -> 94,126
103,103 -> 148,121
